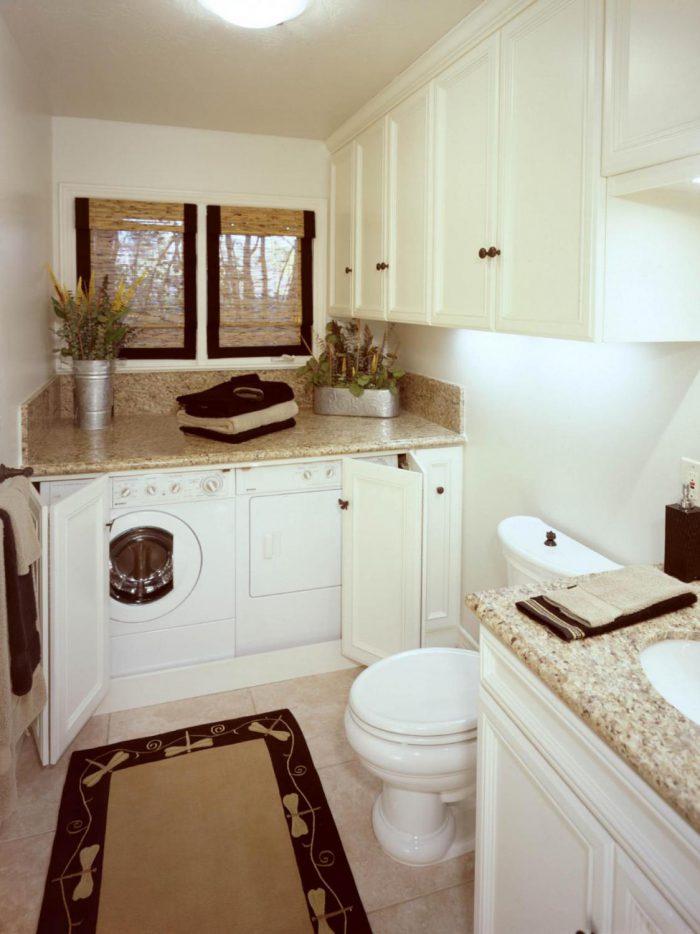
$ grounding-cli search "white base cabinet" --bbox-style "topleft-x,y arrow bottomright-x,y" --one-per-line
37,446 -> 463,763
476,629 -> 700,934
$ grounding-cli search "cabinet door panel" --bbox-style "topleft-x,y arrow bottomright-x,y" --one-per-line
496,0 -> 603,339
387,89 -> 431,323
432,35 -> 499,329
341,459 -> 422,665
50,476 -> 110,763
612,848 -> 694,934
329,143 -> 355,317
603,0 -> 700,175
476,695 -> 612,934
355,121 -> 386,320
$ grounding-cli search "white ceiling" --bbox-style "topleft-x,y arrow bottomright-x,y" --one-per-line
0,0 -> 482,140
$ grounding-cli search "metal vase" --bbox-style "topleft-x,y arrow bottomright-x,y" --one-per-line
313,386 -> 400,417
73,360 -> 114,430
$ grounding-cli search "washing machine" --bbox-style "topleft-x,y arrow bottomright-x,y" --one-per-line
109,469 -> 235,676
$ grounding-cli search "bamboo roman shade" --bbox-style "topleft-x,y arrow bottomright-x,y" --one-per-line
207,205 -> 314,358
75,197 -> 197,359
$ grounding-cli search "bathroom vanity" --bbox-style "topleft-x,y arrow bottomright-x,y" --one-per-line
469,585 -> 700,933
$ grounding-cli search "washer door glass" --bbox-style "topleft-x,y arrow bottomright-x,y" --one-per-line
110,527 -> 174,604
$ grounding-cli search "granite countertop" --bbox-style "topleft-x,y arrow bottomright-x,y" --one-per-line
467,579 -> 700,833
24,409 -> 463,477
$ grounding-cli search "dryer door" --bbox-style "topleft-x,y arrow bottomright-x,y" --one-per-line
110,510 -> 202,625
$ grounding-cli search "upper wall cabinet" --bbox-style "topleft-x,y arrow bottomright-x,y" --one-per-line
353,90 -> 432,324
431,34 -> 499,330
329,143 -> 355,318
495,0 -> 603,340
603,0 -> 700,176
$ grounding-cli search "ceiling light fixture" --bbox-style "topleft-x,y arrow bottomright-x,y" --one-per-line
198,0 -> 311,29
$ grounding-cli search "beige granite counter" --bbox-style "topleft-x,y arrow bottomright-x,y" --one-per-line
24,409 -> 462,476
467,579 -> 700,833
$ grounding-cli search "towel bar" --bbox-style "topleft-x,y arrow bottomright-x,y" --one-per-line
0,464 -> 34,483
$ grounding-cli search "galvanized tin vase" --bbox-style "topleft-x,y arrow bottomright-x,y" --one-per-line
313,386 -> 400,418
73,360 -> 114,430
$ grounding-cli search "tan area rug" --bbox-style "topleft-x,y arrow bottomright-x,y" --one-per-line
38,709 -> 370,933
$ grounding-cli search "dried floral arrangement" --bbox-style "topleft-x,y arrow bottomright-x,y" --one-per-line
302,320 -> 405,396
50,270 -> 143,360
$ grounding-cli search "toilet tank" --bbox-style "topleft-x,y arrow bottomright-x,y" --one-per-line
498,516 -> 621,586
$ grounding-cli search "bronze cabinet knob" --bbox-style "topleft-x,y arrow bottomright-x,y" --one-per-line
478,246 -> 501,259
376,261 -> 388,270
345,266 -> 352,274
436,486 -> 445,495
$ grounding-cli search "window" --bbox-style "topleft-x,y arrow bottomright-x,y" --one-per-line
75,197 -> 197,358
206,205 -> 314,358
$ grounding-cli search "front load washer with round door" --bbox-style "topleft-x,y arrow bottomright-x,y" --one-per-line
109,470 -> 235,676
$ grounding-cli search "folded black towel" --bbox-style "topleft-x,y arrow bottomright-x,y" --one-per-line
1,508 -> 41,695
180,418 -> 296,445
177,376 -> 294,418
516,590 -> 697,642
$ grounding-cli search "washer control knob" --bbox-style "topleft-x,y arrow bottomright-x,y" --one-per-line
203,476 -> 221,494
303,470 -> 313,480
171,483 -> 182,494
326,468 -> 335,479
146,484 -> 157,496
120,487 -> 131,498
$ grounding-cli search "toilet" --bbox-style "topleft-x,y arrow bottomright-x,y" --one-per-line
345,515 -> 620,866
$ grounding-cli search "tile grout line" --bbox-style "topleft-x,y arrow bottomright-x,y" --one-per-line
366,878 -> 475,917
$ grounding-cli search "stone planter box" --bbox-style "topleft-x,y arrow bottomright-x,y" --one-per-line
313,386 -> 400,418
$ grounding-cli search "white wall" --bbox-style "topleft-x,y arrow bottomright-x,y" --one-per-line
51,117 -> 330,367
0,17 -> 52,463
397,325 -> 700,636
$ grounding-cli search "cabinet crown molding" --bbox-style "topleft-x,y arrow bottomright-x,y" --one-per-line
325,0 -> 535,154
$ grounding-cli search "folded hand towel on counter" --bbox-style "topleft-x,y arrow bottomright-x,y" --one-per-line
176,400 -> 299,436
516,565 -> 697,642
177,377 -> 294,418
180,418 -> 297,445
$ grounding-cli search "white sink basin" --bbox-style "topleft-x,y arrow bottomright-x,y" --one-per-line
640,640 -> 700,725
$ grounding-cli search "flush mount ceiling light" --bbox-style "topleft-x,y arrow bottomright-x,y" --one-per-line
198,0 -> 311,29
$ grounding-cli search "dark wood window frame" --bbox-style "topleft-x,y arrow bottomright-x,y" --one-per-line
206,205 -> 315,359
75,197 -> 198,360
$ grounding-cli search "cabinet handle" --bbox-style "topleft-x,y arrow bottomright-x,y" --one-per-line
345,266 -> 352,274
478,246 -> 501,259
338,498 -> 349,510
375,261 -> 388,271
436,486 -> 445,495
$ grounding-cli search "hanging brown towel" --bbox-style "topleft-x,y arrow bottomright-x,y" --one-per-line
0,510 -> 40,695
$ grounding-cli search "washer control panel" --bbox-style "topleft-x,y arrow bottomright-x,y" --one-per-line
112,471 -> 231,507
236,460 -> 342,494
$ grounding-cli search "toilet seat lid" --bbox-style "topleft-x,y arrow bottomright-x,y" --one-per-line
349,648 -> 479,737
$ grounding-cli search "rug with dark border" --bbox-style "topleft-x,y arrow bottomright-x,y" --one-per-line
37,708 -> 371,933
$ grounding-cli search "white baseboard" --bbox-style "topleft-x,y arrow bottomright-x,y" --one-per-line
97,640 -> 357,714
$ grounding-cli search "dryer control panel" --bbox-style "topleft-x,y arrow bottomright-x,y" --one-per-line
111,470 -> 232,507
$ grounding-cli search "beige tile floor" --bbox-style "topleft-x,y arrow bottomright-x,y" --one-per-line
0,667 -> 474,933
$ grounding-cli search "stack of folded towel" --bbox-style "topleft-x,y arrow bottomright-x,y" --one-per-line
176,374 -> 298,444
516,565 -> 697,642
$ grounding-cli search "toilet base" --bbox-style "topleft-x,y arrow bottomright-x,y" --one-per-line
371,786 -> 475,867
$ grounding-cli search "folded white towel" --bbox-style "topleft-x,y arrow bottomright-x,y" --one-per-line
544,565 -> 692,628
177,400 -> 299,435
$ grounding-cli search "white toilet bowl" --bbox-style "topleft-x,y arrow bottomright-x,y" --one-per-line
344,647 -> 479,866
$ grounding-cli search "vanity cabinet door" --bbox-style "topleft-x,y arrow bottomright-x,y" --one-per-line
329,142 -> 355,318
495,0 -> 603,340
475,692 -> 613,934
354,120 -> 387,320
603,0 -> 700,175
611,848 -> 695,934
340,457 -> 422,665
49,476 -> 110,763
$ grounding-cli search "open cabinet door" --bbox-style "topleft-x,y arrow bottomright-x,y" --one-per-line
341,458 -> 422,665
23,483 -> 50,765
49,476 -> 110,763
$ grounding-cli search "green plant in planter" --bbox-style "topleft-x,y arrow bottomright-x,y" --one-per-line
302,320 -> 405,396
49,269 -> 143,360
